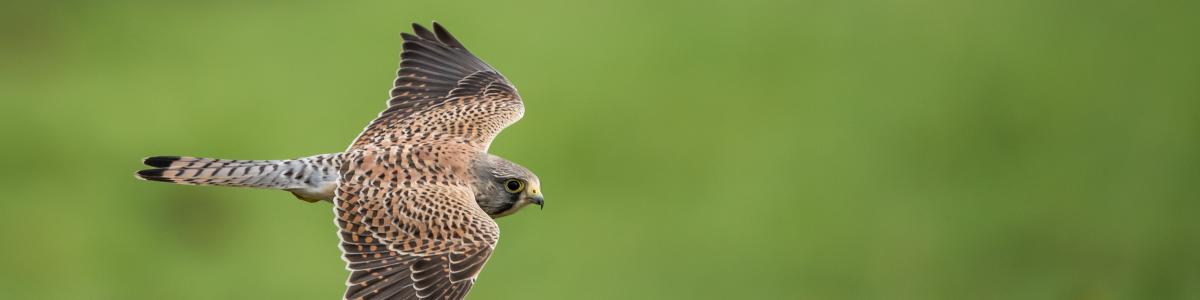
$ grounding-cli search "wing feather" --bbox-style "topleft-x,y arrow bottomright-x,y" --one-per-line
336,149 -> 498,300
350,22 -> 523,152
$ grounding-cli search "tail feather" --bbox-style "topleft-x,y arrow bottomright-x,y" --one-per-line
142,156 -> 182,168
135,154 -> 342,202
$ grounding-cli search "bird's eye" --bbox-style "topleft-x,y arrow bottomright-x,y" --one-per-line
504,179 -> 525,193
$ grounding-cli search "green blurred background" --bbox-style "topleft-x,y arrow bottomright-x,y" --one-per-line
2,0 -> 1198,299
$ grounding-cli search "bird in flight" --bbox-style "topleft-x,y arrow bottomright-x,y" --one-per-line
136,22 -> 543,300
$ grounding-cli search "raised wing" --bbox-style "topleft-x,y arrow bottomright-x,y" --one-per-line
349,22 -> 523,152
335,148 -> 499,300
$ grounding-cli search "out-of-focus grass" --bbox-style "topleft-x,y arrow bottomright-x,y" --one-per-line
1,0 -> 1198,299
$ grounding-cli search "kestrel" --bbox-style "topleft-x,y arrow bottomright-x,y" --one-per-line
136,22 -> 543,300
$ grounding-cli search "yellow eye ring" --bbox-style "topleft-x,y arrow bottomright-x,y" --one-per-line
504,179 -> 525,193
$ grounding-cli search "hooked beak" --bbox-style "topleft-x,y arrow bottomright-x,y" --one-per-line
530,194 -> 544,210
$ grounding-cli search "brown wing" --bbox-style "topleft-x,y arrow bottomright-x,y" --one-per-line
336,149 -> 499,300
349,22 -> 523,152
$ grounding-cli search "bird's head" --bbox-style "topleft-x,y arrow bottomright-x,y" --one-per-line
470,154 -> 543,218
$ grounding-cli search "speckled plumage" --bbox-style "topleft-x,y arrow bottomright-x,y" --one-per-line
136,22 -> 541,300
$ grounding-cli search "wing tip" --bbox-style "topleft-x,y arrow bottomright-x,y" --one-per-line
405,21 -> 466,50
430,22 -> 464,49
412,22 -> 437,41
400,32 -> 419,41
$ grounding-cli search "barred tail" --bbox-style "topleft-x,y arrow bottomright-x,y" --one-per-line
135,153 -> 343,202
